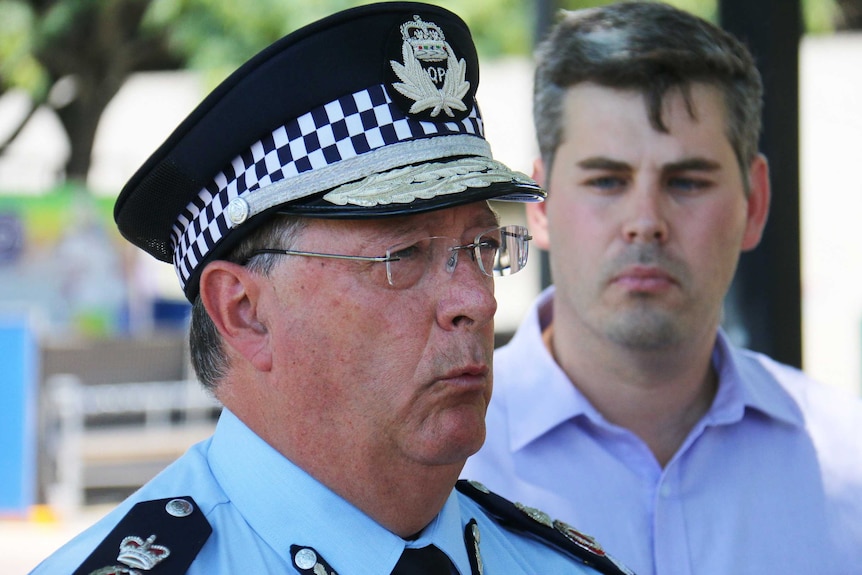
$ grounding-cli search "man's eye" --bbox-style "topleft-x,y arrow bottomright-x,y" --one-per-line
390,240 -> 427,260
586,175 -> 627,191
477,238 -> 500,251
667,177 -> 711,193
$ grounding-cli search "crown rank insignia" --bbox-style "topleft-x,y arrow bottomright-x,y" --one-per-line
390,15 -> 470,118
400,15 -> 449,61
118,535 -> 170,570
88,534 -> 170,575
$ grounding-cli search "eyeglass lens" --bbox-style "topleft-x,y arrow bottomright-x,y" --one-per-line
384,225 -> 530,288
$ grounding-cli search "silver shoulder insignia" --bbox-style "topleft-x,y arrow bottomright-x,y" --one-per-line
553,520 -> 605,556
514,501 -> 554,528
73,496 -> 211,575
87,534 -> 170,575
291,545 -> 338,575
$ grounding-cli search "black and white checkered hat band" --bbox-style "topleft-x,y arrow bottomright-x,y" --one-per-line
171,83 -> 487,292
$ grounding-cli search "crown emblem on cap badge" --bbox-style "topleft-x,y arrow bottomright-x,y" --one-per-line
401,16 -> 448,61
390,15 -> 470,118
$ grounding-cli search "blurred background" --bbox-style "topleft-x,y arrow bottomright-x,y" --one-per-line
0,0 -> 860,571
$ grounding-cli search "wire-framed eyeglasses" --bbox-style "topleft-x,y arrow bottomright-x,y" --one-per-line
247,225 -> 532,289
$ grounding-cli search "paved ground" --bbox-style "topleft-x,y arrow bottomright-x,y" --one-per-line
0,505 -> 111,574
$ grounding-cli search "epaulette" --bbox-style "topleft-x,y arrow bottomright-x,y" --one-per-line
73,496 -> 211,575
456,480 -> 635,575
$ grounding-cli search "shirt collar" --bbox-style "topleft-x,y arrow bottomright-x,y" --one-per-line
208,409 -> 474,574
407,493 -> 475,575
707,329 -> 804,428
503,287 -> 804,453
504,286 -> 603,452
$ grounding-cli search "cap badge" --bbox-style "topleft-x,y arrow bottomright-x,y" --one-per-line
390,15 -> 469,118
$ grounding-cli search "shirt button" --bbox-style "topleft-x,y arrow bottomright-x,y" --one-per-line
659,484 -> 672,498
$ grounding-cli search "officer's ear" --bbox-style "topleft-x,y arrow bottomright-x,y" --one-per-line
526,157 -> 551,251
199,260 -> 272,372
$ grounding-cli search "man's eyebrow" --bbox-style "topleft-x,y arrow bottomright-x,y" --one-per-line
577,157 -> 631,171
663,157 -> 722,172
576,156 -> 722,173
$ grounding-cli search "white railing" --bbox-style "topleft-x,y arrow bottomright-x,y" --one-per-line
43,374 -> 221,513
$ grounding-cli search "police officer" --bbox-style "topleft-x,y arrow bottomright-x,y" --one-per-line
31,3 -> 632,574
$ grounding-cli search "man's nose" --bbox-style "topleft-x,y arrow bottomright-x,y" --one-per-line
437,248 -> 497,330
621,186 -> 669,244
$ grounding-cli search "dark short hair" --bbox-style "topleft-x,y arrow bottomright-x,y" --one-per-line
533,1 -> 763,184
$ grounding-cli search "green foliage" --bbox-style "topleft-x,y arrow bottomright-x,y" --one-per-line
558,0 -> 838,34
39,0 -> 92,40
0,0 -> 846,99
435,0 -> 535,56
144,0 -> 384,84
557,0 -> 714,23
142,0 -> 536,78
805,0 -> 840,33
0,183 -> 116,244
0,1 -> 47,97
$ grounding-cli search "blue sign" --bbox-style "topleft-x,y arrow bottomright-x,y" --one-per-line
0,313 -> 37,515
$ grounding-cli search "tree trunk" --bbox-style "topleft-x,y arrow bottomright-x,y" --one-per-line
33,0 -> 175,188
836,0 -> 862,29
54,74 -> 123,183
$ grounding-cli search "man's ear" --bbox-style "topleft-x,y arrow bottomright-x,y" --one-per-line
526,157 -> 551,251
741,153 -> 771,252
199,261 -> 272,372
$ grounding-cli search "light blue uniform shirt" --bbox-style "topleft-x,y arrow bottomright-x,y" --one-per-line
462,286 -> 862,575
32,407 -> 614,574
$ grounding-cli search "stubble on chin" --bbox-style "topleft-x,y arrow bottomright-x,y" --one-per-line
598,245 -> 690,350
603,300 -> 684,351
